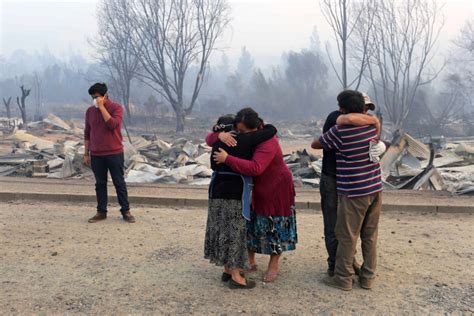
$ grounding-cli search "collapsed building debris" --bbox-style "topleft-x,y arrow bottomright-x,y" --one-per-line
0,114 -> 473,195
27,114 -> 82,135
379,130 -> 444,190
379,130 -> 474,194
281,129 -> 474,195
0,117 -> 22,136
284,149 -> 322,188
0,115 -> 214,184
124,138 -> 212,185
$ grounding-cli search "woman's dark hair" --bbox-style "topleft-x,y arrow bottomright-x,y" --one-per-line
234,107 -> 263,129
88,82 -> 108,96
213,114 -> 235,132
337,90 -> 365,114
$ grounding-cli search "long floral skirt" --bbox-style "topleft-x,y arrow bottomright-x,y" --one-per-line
247,205 -> 298,255
204,199 -> 249,269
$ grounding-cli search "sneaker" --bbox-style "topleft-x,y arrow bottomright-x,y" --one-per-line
88,213 -> 107,223
322,276 -> 352,291
359,277 -> 375,289
122,212 -> 136,223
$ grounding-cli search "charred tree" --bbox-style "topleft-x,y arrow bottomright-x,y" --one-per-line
3,97 -> 12,119
95,0 -> 140,124
129,0 -> 230,132
320,0 -> 376,89
362,0 -> 444,128
16,86 -> 31,125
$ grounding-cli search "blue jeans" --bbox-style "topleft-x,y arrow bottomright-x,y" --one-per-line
320,172 -> 338,271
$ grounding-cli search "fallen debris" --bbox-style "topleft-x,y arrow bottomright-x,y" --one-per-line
0,117 -> 22,135
284,149 -> 322,188
1,115 -> 473,194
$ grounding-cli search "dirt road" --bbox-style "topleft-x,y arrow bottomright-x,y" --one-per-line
0,201 -> 473,314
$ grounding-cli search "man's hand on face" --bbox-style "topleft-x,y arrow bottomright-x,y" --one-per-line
96,96 -> 106,108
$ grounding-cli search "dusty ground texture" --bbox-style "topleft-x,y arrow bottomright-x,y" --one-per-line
0,201 -> 473,315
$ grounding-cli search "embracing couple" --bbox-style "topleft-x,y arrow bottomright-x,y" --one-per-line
204,107 -> 297,289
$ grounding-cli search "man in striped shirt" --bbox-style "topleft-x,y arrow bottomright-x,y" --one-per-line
312,90 -> 383,291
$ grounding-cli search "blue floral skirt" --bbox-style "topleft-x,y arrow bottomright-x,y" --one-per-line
247,206 -> 298,255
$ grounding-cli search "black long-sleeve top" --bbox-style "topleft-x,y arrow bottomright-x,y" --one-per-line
210,124 -> 277,200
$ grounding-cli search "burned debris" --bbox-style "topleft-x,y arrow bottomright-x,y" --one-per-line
0,115 -> 213,185
284,129 -> 474,195
0,115 -> 473,195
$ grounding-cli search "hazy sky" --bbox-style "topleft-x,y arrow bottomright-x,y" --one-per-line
1,0 -> 473,68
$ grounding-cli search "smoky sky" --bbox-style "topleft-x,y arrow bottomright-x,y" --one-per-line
0,0 -> 473,68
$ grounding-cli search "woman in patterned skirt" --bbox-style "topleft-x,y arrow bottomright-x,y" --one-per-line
213,108 -> 297,283
204,114 -> 277,289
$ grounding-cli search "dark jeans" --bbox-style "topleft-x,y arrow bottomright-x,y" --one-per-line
91,153 -> 130,214
320,172 -> 338,271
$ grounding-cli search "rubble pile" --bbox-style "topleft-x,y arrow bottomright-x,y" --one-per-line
0,117 -> 22,136
124,136 -> 212,185
436,143 -> 474,195
284,149 -> 322,187
0,116 -> 213,185
378,130 -> 474,195
282,129 -> 474,195
1,115 -> 473,195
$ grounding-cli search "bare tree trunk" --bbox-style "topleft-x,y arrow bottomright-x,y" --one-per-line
321,0 -> 373,90
3,97 -> 12,119
341,0 -> 348,89
33,72 -> 42,121
124,84 -> 132,124
361,0 -> 444,128
94,0 -> 140,126
176,109 -> 186,133
16,86 -> 31,126
129,0 -> 230,132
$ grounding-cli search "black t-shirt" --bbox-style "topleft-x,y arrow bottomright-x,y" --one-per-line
210,124 -> 277,200
322,110 -> 342,176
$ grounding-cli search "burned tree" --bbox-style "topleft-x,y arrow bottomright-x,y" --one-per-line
95,0 -> 140,124
3,97 -> 12,119
130,0 -> 230,132
320,0 -> 376,89
16,86 -> 31,125
363,0 -> 444,128
32,72 -> 42,120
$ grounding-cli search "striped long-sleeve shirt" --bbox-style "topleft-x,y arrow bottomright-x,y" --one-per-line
319,125 -> 383,198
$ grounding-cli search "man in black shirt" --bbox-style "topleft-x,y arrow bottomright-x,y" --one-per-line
317,93 -> 380,276
319,109 -> 343,276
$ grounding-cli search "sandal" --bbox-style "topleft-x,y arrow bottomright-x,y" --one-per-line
221,272 -> 232,282
263,271 -> 279,283
221,272 -> 245,282
228,278 -> 256,289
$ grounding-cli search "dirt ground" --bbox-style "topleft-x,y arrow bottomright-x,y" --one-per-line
0,201 -> 473,315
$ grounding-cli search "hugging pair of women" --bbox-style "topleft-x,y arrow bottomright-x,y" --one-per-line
204,107 -> 297,289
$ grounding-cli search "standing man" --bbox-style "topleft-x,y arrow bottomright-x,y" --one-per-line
316,93 -> 380,277
84,83 -> 135,223
312,90 -> 383,291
